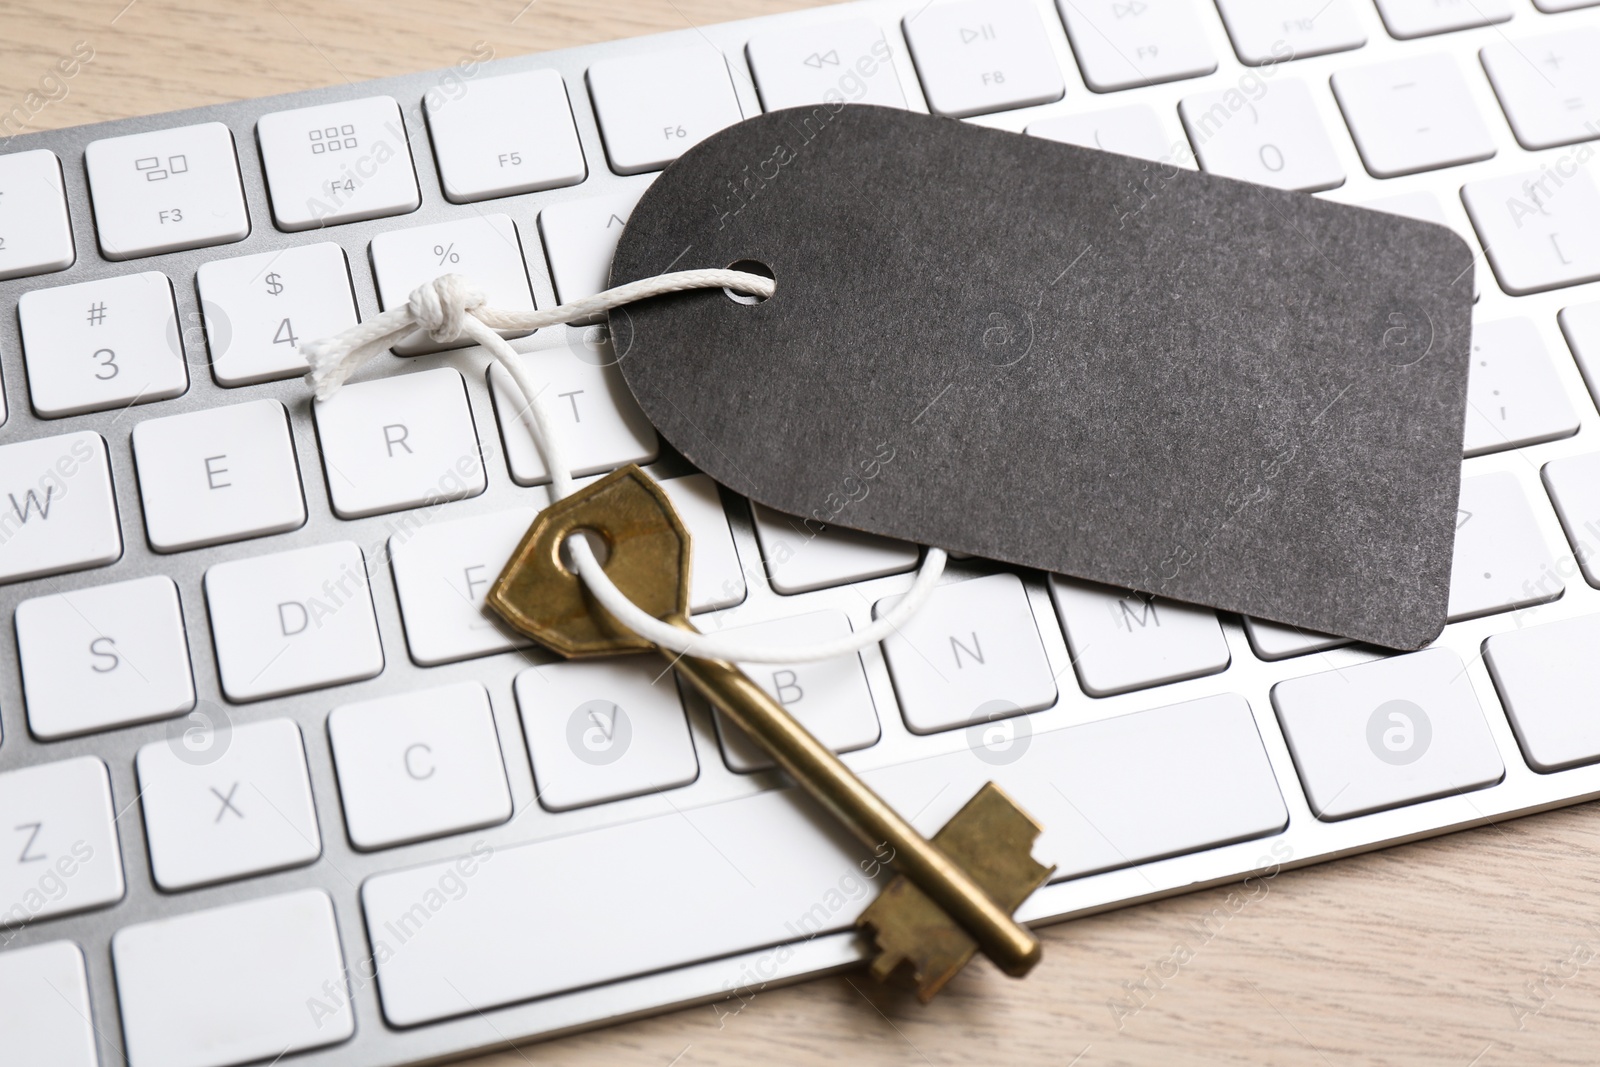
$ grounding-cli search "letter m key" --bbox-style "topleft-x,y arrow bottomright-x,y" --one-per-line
1114,595 -> 1159,632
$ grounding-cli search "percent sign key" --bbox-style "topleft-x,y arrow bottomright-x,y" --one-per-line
433,243 -> 460,266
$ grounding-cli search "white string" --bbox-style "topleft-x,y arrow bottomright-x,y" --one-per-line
303,271 -> 947,664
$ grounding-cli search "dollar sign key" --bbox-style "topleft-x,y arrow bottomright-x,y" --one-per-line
264,272 -> 284,296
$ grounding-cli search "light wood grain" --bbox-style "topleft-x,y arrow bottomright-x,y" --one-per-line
5,1 -> 1599,1063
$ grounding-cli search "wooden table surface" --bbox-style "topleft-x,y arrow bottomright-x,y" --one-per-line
4,1 -> 1598,1063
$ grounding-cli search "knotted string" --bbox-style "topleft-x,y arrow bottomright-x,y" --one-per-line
303,271 -> 947,664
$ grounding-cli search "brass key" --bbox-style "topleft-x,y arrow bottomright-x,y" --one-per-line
487,465 -> 1054,1001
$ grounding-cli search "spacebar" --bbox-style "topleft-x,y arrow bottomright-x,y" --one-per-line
362,692 -> 1287,1026
362,788 -> 867,1027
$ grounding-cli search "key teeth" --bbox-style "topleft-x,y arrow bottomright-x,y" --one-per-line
857,887 -> 950,1000
857,927 -> 940,1004
856,783 -> 1054,1002
861,924 -> 908,985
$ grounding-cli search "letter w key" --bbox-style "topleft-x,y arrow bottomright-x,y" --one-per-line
9,487 -> 53,523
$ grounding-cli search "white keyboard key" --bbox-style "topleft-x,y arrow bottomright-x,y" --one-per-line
660,473 -> 746,613
1463,168 -> 1600,295
19,271 -> 187,417
425,68 -> 586,202
1463,317 -> 1578,457
515,657 -> 698,811
369,213 -> 535,354
713,610 -> 881,771
314,366 -> 485,518
1364,190 -> 1478,298
196,242 -> 358,386
0,149 -> 75,279
257,95 -> 421,230
750,503 -> 918,594
1243,617 -> 1348,660
18,575 -> 194,740
1373,0 -> 1511,39
205,540 -> 383,701
587,47 -> 743,175
363,691 -> 1284,1026
0,942 -> 97,1067
1482,30 -> 1600,151
1214,0 -> 1365,65
1027,105 -> 1173,162
903,0 -> 1065,118
1484,614 -> 1600,771
1048,577 -> 1229,696
390,505 -> 538,665
132,398 -> 306,550
1487,614 -> 1600,772
0,757 -> 123,926
1332,54 -> 1496,177
1561,302 -> 1600,410
0,431 -> 120,584
993,694 -> 1286,878
84,121 -> 248,258
538,189 -> 645,304
1542,452 -> 1600,588
747,18 -> 906,110
363,788 -> 864,1026
329,682 -> 512,849
1534,0 -> 1599,10
877,572 -> 1056,734
113,889 -> 352,1067
1451,471 -> 1561,622
1058,0 -> 1218,92
489,353 -> 658,486
1273,648 -> 1504,820
1180,77 -> 1344,192
135,718 -> 320,889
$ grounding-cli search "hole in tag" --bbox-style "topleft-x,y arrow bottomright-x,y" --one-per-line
724,259 -> 774,304
558,528 -> 612,574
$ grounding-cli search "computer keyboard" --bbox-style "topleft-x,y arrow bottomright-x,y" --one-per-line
3,0 -> 1600,1063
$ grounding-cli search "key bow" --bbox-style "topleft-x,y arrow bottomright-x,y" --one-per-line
487,465 -> 689,656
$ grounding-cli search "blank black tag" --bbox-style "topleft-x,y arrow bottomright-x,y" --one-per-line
608,105 -> 1474,651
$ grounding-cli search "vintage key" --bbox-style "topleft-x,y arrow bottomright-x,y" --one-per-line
487,465 -> 1054,1000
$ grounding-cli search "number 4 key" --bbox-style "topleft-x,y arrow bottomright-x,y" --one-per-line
196,242 -> 360,386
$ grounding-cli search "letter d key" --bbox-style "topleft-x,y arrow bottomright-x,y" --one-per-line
487,465 -> 1054,1001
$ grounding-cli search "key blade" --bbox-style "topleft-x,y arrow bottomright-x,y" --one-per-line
486,464 -> 692,657
858,782 -> 1053,1002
